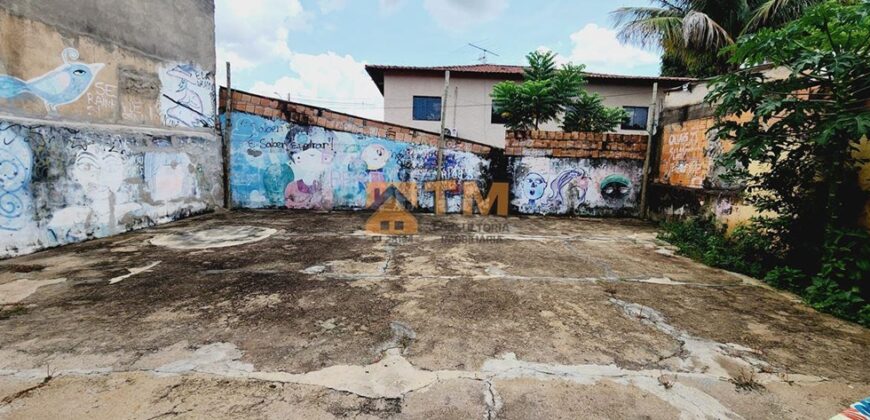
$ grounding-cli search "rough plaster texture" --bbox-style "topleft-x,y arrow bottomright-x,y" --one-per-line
0,211 -> 866,418
0,119 -> 222,258
0,0 -> 215,71
0,2 -> 220,258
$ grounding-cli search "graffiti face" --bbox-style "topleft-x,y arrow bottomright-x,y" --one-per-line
229,114 -> 487,212
548,169 -> 589,207
159,63 -> 215,128
600,174 -> 631,200
522,173 -> 547,202
72,147 -> 124,193
0,48 -> 104,112
362,144 -> 390,171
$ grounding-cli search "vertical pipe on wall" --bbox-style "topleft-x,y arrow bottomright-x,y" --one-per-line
223,62 -> 233,209
436,70 -> 450,180
639,82 -> 658,219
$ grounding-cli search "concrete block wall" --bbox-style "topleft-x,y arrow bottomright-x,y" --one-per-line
220,89 -> 492,213
504,130 -> 646,216
0,1 -> 221,258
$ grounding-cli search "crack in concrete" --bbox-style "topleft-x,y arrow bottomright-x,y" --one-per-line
299,271 -> 745,289
0,374 -> 52,406
0,339 -> 828,419
608,298 -> 794,382
483,379 -> 502,420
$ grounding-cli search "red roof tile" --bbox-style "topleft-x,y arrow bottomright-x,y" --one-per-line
365,64 -> 697,94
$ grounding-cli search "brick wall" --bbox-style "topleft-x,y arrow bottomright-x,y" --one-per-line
219,88 -> 492,155
504,130 -> 648,160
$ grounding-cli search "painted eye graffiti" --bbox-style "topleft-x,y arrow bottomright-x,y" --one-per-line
600,174 -> 631,200
73,69 -> 87,76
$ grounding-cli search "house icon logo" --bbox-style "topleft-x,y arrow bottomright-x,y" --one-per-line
365,185 -> 419,235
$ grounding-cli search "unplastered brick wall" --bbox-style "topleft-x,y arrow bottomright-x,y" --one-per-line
220,89 -> 492,155
504,130 -> 647,160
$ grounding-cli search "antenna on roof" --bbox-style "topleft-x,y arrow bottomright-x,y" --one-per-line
468,43 -> 499,64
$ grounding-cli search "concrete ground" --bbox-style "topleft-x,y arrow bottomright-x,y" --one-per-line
0,210 -> 867,419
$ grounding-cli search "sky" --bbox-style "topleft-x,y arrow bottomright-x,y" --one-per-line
215,0 -> 660,120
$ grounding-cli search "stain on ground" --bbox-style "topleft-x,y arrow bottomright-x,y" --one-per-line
0,210 -> 867,419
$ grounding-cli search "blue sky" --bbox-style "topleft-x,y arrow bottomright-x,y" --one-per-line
215,0 -> 660,119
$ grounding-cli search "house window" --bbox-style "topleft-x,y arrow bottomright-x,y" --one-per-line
491,104 -> 508,124
413,96 -> 442,121
621,106 -> 649,130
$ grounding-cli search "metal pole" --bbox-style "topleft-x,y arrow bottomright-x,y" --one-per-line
436,71 -> 450,181
223,61 -> 233,209
639,82 -> 658,219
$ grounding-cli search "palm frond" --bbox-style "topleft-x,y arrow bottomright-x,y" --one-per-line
612,7 -> 685,48
744,0 -> 820,33
682,11 -> 735,50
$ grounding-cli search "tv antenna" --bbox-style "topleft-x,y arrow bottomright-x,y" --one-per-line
468,43 -> 499,64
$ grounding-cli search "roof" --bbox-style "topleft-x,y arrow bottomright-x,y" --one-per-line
365,64 -> 697,94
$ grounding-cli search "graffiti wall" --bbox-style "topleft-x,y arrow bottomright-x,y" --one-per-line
159,63 -> 216,128
0,9 -> 216,129
229,112 -> 490,213
0,4 -> 220,258
510,157 -> 643,216
656,117 -> 734,189
0,121 -> 222,258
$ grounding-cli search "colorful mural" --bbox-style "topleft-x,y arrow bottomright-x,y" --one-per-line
0,121 -> 220,258
510,157 -> 642,216
0,48 -> 104,112
159,63 -> 216,128
228,113 -> 490,213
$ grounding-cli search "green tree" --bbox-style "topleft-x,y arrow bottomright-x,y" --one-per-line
706,1 -> 870,324
492,50 -> 626,132
612,0 -> 827,77
491,51 -> 582,130
562,92 -> 629,132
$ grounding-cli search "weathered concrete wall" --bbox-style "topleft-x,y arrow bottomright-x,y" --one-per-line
228,112 -> 490,213
0,9 -> 216,127
0,2 -> 220,257
0,121 -> 221,257
0,0 -> 215,71
504,131 -> 646,216
220,90 -> 494,214
510,157 -> 642,216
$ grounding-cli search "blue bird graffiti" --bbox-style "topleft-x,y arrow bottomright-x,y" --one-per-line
0,48 -> 104,112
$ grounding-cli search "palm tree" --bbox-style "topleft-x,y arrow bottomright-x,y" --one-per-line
612,0 -> 824,77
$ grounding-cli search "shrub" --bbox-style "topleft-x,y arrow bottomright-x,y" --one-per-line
659,218 -> 870,326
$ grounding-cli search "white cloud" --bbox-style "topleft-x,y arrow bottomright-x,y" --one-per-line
564,24 -> 659,74
422,0 -> 507,31
214,0 -> 305,75
317,0 -> 347,14
250,52 -> 384,120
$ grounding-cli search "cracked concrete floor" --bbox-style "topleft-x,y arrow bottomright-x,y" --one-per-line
0,210 -> 867,419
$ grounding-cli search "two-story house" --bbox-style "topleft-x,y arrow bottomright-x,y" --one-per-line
365,64 -> 695,148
